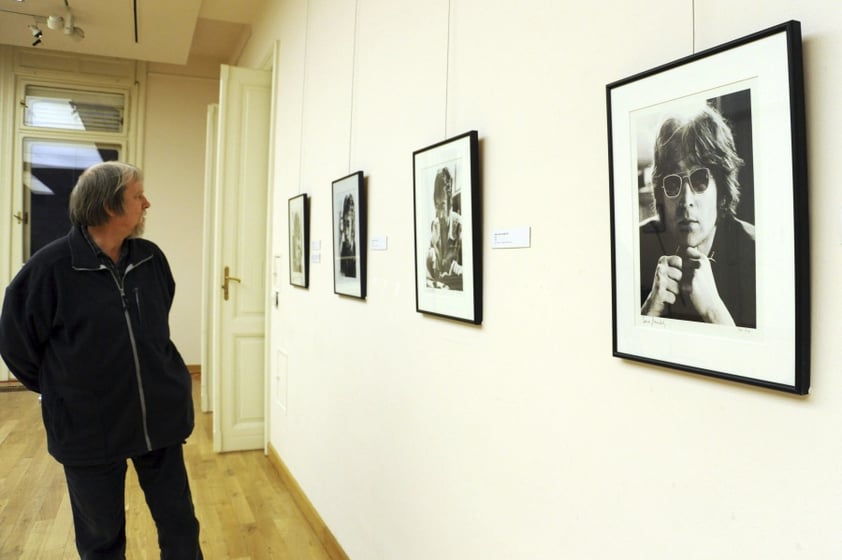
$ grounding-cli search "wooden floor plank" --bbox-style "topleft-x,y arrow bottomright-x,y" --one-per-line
0,378 -> 333,560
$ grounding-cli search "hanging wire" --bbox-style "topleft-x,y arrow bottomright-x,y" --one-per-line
691,0 -> 696,53
348,0 -> 360,172
443,0 -> 452,138
297,0 -> 311,193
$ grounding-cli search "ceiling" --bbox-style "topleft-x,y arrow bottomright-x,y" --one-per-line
0,0 -> 266,65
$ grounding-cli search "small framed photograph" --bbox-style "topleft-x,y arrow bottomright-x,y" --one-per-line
607,21 -> 809,393
288,193 -> 309,288
332,171 -> 366,298
412,130 -> 482,324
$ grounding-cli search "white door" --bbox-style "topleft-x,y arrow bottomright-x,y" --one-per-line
208,65 -> 271,452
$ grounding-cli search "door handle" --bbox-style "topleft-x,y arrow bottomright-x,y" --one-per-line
222,266 -> 241,301
13,211 -> 28,225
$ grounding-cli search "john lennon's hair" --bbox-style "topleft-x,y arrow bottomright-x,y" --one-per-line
651,104 -> 744,219
433,167 -> 453,203
340,194 -> 355,236
69,162 -> 143,227
342,193 -> 355,219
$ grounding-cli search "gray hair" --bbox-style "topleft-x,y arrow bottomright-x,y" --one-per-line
69,162 -> 143,226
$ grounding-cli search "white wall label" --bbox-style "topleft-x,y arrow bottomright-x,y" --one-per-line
371,235 -> 388,251
491,226 -> 530,249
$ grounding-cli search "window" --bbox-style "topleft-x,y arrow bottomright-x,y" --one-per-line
22,138 -> 121,257
23,85 -> 125,133
14,81 -> 131,260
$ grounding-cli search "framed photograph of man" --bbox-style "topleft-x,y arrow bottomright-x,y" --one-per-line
412,130 -> 482,324
332,171 -> 366,298
288,193 -> 309,288
606,21 -> 809,394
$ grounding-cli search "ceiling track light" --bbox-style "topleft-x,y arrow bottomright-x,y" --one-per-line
27,22 -> 42,46
0,5 -> 85,46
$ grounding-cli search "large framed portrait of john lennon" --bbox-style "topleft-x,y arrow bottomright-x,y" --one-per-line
413,130 -> 482,324
607,21 -> 809,394
332,171 -> 366,298
288,193 -> 309,288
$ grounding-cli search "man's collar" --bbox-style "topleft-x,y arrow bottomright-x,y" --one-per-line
69,226 -> 151,271
81,225 -> 130,261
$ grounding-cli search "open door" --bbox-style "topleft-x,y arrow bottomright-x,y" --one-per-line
207,65 -> 271,452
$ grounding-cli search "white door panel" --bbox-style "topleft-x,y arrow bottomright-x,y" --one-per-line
211,65 -> 271,452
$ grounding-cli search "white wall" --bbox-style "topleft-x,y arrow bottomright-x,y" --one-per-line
143,73 -> 219,364
242,1 -> 842,558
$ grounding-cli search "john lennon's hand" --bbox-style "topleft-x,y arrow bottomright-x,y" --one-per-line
641,254 -> 683,317
680,247 -> 734,325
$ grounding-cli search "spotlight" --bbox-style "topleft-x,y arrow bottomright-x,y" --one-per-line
27,23 -> 42,46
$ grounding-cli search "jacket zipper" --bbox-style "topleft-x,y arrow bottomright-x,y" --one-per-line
104,259 -> 154,452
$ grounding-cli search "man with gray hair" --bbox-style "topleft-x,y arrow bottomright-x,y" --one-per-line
0,161 -> 203,558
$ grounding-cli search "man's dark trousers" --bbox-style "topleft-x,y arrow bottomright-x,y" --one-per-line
63,443 -> 203,559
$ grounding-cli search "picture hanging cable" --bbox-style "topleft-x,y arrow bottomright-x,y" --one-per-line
297,0 -> 311,194
443,0 -> 452,138
691,0 -> 696,54
348,0 -> 360,173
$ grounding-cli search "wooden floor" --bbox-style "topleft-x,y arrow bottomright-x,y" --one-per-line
0,378 -> 333,559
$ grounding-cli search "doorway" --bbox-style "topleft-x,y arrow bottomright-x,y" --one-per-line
2,79 -> 132,383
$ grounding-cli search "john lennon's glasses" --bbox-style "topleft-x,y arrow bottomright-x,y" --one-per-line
661,167 -> 711,198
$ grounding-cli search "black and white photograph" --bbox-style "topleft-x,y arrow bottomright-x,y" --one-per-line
607,21 -> 809,393
332,171 -> 366,298
637,90 -> 756,329
424,164 -> 463,292
413,131 -> 482,324
288,193 -> 309,288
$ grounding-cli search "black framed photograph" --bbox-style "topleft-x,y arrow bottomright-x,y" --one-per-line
332,171 -> 366,298
606,21 -> 809,394
288,193 -> 309,288
412,130 -> 482,324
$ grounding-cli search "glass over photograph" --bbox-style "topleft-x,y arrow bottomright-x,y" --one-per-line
332,171 -> 366,298
635,89 -> 756,329
412,130 -> 481,324
288,193 -> 308,288
424,164 -> 463,292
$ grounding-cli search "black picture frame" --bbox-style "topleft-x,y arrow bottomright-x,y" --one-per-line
288,193 -> 309,288
332,171 -> 366,298
606,21 -> 809,394
412,130 -> 482,324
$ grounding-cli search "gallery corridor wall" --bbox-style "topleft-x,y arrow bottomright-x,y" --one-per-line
239,0 -> 842,558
